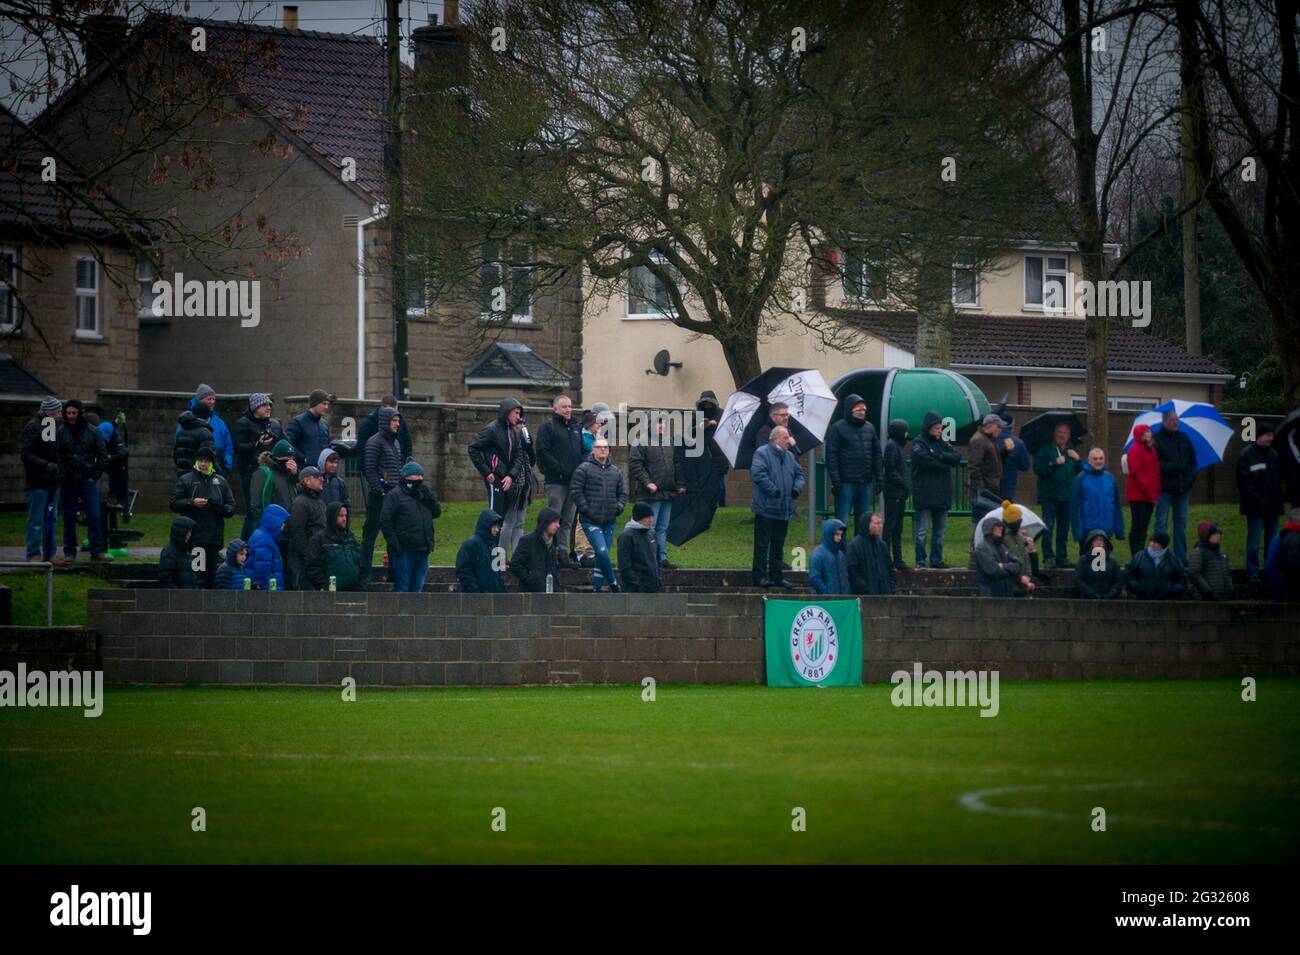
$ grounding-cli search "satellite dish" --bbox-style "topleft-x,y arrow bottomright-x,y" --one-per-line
648,349 -> 684,376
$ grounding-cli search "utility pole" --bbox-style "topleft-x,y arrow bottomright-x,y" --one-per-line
1179,22 -> 1203,357
386,0 -> 408,399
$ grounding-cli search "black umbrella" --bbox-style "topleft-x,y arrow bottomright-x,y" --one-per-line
1019,410 -> 1087,454
1277,407 -> 1300,506
667,426 -> 725,546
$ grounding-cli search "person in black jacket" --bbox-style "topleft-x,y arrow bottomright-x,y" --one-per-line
355,395 -> 413,465
468,397 -> 530,554
1073,529 -> 1124,599
1236,423 -> 1283,583
57,399 -> 110,562
173,404 -> 217,477
628,414 -> 685,568
570,438 -> 628,592
617,501 -> 661,593
537,395 -> 584,567
973,519 -> 1025,597
360,406 -> 404,582
21,396 -> 65,565
510,507 -> 560,592
305,502 -> 363,592
232,393 -> 284,539
881,418 -> 910,571
1153,411 -> 1198,563
379,462 -> 442,593
825,394 -> 882,537
1124,531 -> 1187,599
170,445 -> 237,587
285,389 -> 332,470
456,508 -> 506,593
910,410 -> 961,568
158,516 -> 199,589
695,390 -> 731,506
846,512 -> 895,595
284,466 -> 327,590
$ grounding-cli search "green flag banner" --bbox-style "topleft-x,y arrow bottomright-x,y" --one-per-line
764,598 -> 863,687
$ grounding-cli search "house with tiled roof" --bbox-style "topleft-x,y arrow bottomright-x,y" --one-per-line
583,240 -> 1234,411
32,10 -> 580,404
0,103 -> 144,399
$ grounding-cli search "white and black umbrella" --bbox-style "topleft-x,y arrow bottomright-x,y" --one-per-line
715,367 -> 838,469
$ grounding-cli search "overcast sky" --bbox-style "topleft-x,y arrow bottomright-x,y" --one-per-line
2,0 -> 450,118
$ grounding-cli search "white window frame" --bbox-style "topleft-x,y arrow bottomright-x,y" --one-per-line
625,249 -> 678,320
1024,254 -> 1070,312
75,255 -> 101,338
951,254 -> 979,308
479,241 -> 533,324
1070,394 -> 1160,412
137,252 -> 161,319
0,245 -> 18,333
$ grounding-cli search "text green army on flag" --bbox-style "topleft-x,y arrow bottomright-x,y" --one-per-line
764,598 -> 863,687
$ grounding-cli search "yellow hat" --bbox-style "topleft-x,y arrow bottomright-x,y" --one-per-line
1001,500 -> 1022,524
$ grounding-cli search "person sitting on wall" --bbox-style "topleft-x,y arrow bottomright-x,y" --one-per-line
1073,529 -> 1124,599
456,508 -> 506,594
215,538 -> 251,590
1124,530 -> 1186,600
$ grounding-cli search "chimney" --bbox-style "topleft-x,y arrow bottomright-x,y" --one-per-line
412,15 -> 468,92
282,5 -> 299,30
82,14 -> 128,72
445,1 -> 460,26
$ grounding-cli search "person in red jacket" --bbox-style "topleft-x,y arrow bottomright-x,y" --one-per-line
1124,423 -> 1161,557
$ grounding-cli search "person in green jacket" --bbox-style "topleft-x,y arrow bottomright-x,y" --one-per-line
1033,423 -> 1080,568
304,501 -> 363,591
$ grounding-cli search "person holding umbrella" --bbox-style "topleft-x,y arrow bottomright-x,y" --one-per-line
1032,422 -> 1081,569
750,425 -> 805,588
1154,409 -> 1198,563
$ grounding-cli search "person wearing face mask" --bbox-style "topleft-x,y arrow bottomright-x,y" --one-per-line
170,444 -> 237,588
380,462 -> 442,593
1187,521 -> 1234,601
1124,530 -> 1187,600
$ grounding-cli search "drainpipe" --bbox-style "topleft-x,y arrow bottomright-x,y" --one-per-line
357,206 -> 387,399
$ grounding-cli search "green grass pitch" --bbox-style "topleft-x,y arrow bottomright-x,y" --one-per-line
2,680 -> 1296,863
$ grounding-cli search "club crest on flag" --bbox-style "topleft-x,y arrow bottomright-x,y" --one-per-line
790,605 -> 838,682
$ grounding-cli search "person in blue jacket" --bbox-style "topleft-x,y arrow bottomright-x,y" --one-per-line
998,417 -> 1030,500
809,518 -> 850,595
246,503 -> 289,590
173,384 -> 233,475
1070,447 -> 1124,554
215,538 -> 251,590
456,508 -> 507,593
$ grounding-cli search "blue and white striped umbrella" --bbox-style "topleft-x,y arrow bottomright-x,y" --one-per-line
1122,400 -> 1231,470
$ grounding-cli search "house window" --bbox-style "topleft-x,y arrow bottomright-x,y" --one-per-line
951,254 -> 978,307
75,256 -> 100,337
843,248 -> 887,304
405,258 -> 428,319
480,241 -> 532,323
1070,394 -> 1159,412
0,246 -> 17,332
626,250 -> 677,319
1025,255 -> 1069,310
137,253 -> 161,318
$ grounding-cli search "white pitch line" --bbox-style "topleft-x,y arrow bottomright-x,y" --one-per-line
958,780 -> 1292,834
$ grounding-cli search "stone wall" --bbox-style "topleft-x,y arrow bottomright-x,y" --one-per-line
85,588 -> 1299,686
0,626 -> 97,674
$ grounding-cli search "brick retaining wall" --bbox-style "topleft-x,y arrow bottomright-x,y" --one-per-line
84,589 -> 1300,686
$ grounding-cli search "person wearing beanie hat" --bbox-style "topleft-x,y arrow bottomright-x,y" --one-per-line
824,393 -> 882,539
316,447 -> 349,509
1069,447 -> 1124,552
380,459 -> 442,592
1188,521 -> 1233,600
510,507 -> 562,592
173,402 -> 216,478
1264,506 -> 1300,602
910,410 -> 961,569
233,392 -> 284,538
882,418 -> 912,572
1001,500 -> 1023,525
1237,420 -> 1283,583
171,435 -> 237,587
285,391 -> 333,470
215,537 -> 251,590
1124,529 -> 1187,599
21,395 -> 67,565
249,436 -> 299,529
56,398 -> 110,562
618,501 -> 661,593
285,464 -> 327,589
1122,422 -> 1160,559
175,383 -> 233,476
